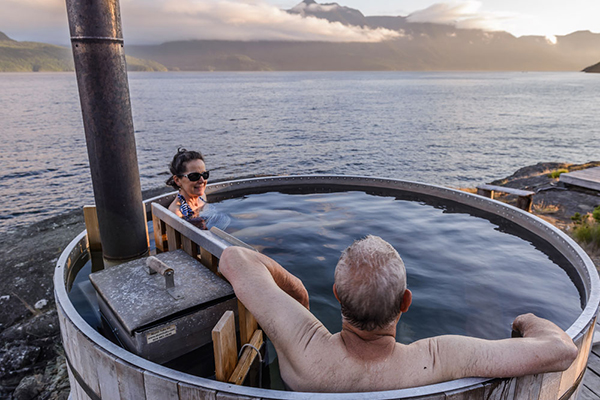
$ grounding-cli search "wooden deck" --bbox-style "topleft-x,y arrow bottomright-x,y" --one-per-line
580,325 -> 600,399
560,167 -> 600,192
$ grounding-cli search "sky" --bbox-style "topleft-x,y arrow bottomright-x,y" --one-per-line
0,0 -> 598,46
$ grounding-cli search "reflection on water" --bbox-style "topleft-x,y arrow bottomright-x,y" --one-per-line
215,190 -> 581,343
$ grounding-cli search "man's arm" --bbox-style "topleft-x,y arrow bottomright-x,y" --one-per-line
218,247 -> 327,355
220,246 -> 309,308
423,313 -> 578,382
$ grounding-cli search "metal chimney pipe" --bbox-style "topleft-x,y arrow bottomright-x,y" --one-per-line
66,0 -> 148,261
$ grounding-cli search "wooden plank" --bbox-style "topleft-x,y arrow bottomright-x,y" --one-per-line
144,204 -> 150,249
592,342 -> 600,356
445,384 -> 486,400
65,318 -> 101,399
182,236 -> 198,259
201,247 -> 217,274
210,227 -> 256,251
151,203 -> 229,258
581,369 -> 600,398
215,393 -> 254,400
516,196 -> 533,212
577,320 -> 596,376
587,347 -> 600,375
482,378 -> 516,400
114,358 -> 146,400
58,305 -> 84,399
64,356 -> 83,400
476,184 -> 535,197
212,310 -> 238,382
238,300 -> 258,347
178,382 -> 217,400
70,375 -> 93,400
477,187 -> 494,199
212,255 -> 220,274
559,336 -> 584,397
166,225 -> 182,251
229,329 -> 264,385
144,371 -> 179,400
537,372 -> 561,400
579,384 -> 600,400
152,214 -> 166,252
94,347 -> 120,400
83,205 -> 102,251
513,374 -> 542,400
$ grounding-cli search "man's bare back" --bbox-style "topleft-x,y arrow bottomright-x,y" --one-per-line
219,239 -> 577,392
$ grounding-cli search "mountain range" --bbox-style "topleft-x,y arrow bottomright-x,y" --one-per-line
0,32 -> 167,72
2,0 -> 600,72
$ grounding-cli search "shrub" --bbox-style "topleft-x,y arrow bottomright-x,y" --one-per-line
572,211 -> 600,250
593,206 -> 600,223
547,169 -> 569,179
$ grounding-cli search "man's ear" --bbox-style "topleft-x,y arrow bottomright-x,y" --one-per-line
400,289 -> 412,313
333,284 -> 340,303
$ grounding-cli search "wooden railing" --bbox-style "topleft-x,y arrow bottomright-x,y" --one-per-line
150,202 -> 262,386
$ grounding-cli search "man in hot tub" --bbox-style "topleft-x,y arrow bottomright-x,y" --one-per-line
219,235 -> 578,392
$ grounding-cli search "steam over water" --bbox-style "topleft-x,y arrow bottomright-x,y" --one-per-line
1,71 -> 599,232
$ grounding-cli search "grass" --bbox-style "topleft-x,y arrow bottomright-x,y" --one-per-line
533,201 -> 560,214
547,169 -> 569,179
571,206 -> 600,250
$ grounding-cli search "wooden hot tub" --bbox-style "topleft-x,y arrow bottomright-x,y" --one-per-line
55,175 -> 600,400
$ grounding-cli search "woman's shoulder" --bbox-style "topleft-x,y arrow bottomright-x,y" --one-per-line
168,197 -> 183,217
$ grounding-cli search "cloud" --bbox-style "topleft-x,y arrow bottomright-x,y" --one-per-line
123,0 -> 400,43
0,0 -> 400,44
406,1 -> 521,33
0,0 -> 68,43
290,2 -> 340,14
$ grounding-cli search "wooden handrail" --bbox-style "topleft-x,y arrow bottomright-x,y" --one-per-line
150,201 -> 263,385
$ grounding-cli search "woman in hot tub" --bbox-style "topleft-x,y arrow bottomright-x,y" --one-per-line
166,148 -> 211,229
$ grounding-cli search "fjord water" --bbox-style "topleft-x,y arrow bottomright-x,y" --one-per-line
1,71 -> 599,232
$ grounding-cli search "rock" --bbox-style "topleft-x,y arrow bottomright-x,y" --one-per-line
34,299 -> 48,310
1,310 -> 59,342
13,374 -> 43,400
0,345 -> 40,378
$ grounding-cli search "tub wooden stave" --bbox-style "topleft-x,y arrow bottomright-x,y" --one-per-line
55,175 -> 600,400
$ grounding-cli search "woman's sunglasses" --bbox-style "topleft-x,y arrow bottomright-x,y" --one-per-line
180,171 -> 210,181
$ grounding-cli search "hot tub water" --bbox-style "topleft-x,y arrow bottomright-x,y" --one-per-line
67,188 -> 582,390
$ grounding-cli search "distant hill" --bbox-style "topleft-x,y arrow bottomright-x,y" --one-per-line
126,30 -> 600,72
0,32 -> 14,41
0,31 -> 167,72
0,32 -> 74,72
583,61 -> 600,73
124,1 -> 600,72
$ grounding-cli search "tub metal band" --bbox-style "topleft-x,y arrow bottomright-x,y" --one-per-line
64,352 -> 102,400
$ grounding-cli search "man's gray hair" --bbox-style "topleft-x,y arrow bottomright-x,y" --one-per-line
334,235 -> 407,331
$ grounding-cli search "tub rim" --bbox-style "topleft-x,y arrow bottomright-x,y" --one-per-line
55,174 -> 600,399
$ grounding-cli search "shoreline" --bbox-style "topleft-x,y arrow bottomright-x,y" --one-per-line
1,163 -> 599,399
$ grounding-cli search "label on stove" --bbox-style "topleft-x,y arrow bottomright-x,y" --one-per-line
146,324 -> 177,344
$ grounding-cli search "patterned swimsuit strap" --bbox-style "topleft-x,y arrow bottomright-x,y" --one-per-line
177,193 -> 205,220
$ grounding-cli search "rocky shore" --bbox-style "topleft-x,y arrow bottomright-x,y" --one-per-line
1,163 -> 599,399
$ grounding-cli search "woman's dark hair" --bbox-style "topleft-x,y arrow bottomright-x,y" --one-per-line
166,148 -> 205,189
